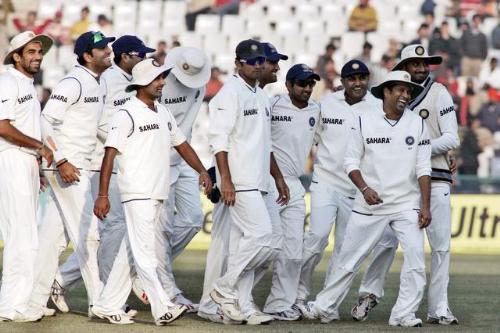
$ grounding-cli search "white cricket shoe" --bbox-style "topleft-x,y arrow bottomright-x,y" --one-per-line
132,279 -> 149,305
301,302 -> 339,323
172,293 -> 198,313
209,289 -> 246,322
267,308 -> 301,321
155,305 -> 188,326
42,307 -> 56,317
13,309 -> 43,322
122,304 -> 138,317
198,308 -> 244,325
389,315 -> 423,327
92,307 -> 134,325
351,293 -> 378,321
246,311 -> 273,325
427,309 -> 459,325
50,280 -> 69,313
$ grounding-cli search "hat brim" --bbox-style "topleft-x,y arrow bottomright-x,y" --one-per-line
267,53 -> 288,62
165,47 -> 211,89
291,72 -> 321,81
370,80 -> 424,100
392,55 -> 443,71
125,67 -> 172,92
3,34 -> 53,65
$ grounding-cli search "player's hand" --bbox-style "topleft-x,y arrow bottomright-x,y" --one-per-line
199,171 -> 213,195
220,176 -> 235,206
39,145 -> 54,167
363,187 -> 383,205
449,155 -> 457,174
275,177 -> 290,206
57,161 -> 81,183
94,196 -> 110,220
418,207 -> 432,228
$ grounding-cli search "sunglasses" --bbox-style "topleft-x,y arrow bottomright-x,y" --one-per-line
294,80 -> 316,88
239,56 -> 266,66
127,51 -> 146,59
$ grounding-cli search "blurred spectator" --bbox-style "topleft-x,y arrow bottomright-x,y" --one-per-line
44,11 -> 70,47
316,43 -> 336,80
459,78 -> 485,125
460,14 -> 488,77
311,58 -> 339,101
420,0 -> 436,16
383,38 -> 401,59
69,6 -> 91,41
356,41 -> 373,65
186,0 -> 212,31
491,20 -> 500,49
479,58 -> 500,89
151,40 -> 167,64
476,97 -> 500,134
458,126 -> 481,175
429,21 -> 461,74
347,0 -> 378,33
92,14 -> 114,36
370,54 -> 396,86
13,10 -> 53,34
423,12 -> 437,34
214,0 -> 240,17
410,23 -> 431,50
204,67 -> 225,102
172,40 -> 181,48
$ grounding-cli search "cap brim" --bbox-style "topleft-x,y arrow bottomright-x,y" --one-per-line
294,72 -> 321,81
267,53 -> 288,61
370,80 -> 424,100
125,67 -> 172,92
393,55 -> 443,71
3,34 -> 53,65
138,46 -> 156,54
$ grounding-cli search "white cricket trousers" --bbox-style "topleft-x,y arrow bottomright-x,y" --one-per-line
30,170 -> 102,310
213,191 -> 274,300
198,202 -> 231,315
297,180 -> 353,301
313,210 -> 426,322
358,182 -> 453,318
263,177 -> 306,312
156,162 -> 203,298
123,199 -> 175,319
0,150 -> 39,319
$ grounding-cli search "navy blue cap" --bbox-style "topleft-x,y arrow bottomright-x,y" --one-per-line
286,64 -> 320,81
261,42 -> 288,62
74,31 -> 115,58
112,35 -> 155,57
341,59 -> 370,78
235,39 -> 265,60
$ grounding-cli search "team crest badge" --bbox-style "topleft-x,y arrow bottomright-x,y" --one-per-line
419,109 -> 429,119
309,117 -> 316,127
352,63 -> 360,70
182,63 -> 190,70
415,46 -> 425,56
152,59 -> 161,67
405,136 -> 415,145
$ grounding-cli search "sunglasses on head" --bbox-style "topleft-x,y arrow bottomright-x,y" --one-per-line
92,31 -> 105,44
294,79 -> 316,88
239,56 -> 266,66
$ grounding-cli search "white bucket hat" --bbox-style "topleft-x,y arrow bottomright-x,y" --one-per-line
393,44 -> 442,71
165,47 -> 211,89
125,58 -> 172,92
371,70 -> 424,100
4,31 -> 53,65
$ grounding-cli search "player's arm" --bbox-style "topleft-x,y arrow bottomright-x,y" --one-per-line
175,142 -> 212,195
432,89 -> 460,157
207,88 -> 238,206
344,116 -> 382,205
41,78 -> 81,182
416,121 -> 432,228
270,153 -> 289,205
93,147 -> 117,220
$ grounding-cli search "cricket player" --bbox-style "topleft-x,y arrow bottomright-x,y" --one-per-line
0,31 -> 53,322
206,39 -> 289,323
262,64 -> 320,321
29,31 -> 114,315
352,44 -> 460,325
93,58 -> 212,325
302,70 -> 431,327
294,60 -> 379,314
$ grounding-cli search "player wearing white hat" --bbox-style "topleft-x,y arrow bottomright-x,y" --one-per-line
302,70 -> 432,327
262,64 -> 320,321
352,44 -> 460,325
294,60 -> 380,315
93,58 -> 212,325
29,31 -> 114,315
0,31 -> 53,322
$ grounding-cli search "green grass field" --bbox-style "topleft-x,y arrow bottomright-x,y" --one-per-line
1,250 -> 499,333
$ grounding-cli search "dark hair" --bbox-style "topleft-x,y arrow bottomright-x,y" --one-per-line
113,53 -> 123,65
326,43 -> 336,51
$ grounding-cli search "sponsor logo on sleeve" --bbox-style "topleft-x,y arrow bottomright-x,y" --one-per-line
439,106 -> 455,117
17,94 -> 33,104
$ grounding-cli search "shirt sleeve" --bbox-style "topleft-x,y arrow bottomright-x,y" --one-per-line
431,88 -> 460,156
416,120 -> 432,179
207,87 -> 238,155
105,110 -> 133,153
42,77 -> 81,123
344,115 -> 365,175
0,74 -> 18,121
167,109 -> 187,147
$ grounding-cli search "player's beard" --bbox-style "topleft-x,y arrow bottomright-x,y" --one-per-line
20,58 -> 42,75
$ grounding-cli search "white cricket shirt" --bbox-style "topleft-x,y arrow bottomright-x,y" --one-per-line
160,73 -> 206,166
270,94 -> 320,178
42,65 -> 105,169
314,90 -> 381,197
344,108 -> 432,215
0,68 -> 41,155
208,74 -> 271,192
408,77 -> 460,183
105,97 -> 186,202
